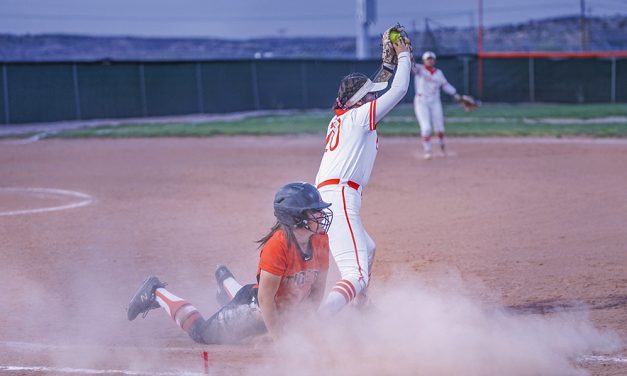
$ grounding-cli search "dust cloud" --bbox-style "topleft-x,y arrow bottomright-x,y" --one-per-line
2,262 -> 622,375
252,272 -> 622,376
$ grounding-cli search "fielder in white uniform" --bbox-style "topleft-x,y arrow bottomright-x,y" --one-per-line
413,51 -> 461,159
315,39 -> 411,315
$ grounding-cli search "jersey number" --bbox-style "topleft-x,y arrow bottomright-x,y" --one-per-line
324,118 -> 341,152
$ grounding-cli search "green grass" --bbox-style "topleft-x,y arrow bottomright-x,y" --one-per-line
54,114 -> 329,138
41,103 -> 627,139
392,103 -> 627,119
380,121 -> 627,138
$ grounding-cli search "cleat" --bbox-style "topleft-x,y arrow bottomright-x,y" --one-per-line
127,276 -> 166,321
423,152 -> 433,160
215,264 -> 234,284
352,293 -> 379,314
215,265 -> 235,306
354,292 -> 370,309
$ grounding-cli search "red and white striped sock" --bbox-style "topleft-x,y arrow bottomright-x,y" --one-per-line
332,279 -> 357,303
222,277 -> 243,300
154,288 -> 202,333
437,132 -> 445,146
319,279 -> 358,316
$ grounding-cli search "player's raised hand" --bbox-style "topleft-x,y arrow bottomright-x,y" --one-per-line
393,37 -> 410,55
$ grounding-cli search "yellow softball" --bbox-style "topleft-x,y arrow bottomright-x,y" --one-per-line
389,30 -> 401,44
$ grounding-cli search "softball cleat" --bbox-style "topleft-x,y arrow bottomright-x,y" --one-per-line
215,265 -> 235,306
127,276 -> 166,321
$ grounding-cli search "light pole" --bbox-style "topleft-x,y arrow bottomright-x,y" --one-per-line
356,0 -> 376,59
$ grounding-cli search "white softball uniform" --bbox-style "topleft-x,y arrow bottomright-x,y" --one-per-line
315,51 -> 411,314
412,64 -> 456,137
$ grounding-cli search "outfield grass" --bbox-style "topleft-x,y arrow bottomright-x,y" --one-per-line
381,120 -> 627,137
49,103 -> 627,139
391,103 -> 627,119
54,114 -> 328,138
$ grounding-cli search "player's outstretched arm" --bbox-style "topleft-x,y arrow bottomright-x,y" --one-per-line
374,43 -> 411,122
440,72 -> 458,97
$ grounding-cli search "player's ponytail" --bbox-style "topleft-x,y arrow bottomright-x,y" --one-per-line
256,222 -> 296,249
333,97 -> 345,110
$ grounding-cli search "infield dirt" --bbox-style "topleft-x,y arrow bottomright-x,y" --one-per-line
1,136 -> 626,375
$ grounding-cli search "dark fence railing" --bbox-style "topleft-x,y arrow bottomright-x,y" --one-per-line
1,56 -> 625,124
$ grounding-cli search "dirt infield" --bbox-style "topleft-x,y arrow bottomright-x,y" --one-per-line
1,136 -> 626,375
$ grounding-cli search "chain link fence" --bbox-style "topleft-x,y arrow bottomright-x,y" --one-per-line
1,56 -> 625,124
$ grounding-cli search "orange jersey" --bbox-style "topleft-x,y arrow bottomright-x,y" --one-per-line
257,230 -> 329,311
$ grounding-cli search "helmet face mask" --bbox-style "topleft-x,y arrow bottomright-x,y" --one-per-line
274,182 -> 333,233
300,208 -> 333,234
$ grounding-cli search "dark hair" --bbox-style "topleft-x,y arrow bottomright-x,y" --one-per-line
257,221 -> 297,249
332,73 -> 369,110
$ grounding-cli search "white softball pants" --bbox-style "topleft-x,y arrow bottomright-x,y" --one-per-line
413,96 -> 445,137
318,185 -> 376,315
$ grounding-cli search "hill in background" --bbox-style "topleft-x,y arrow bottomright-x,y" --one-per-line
1,15 -> 626,62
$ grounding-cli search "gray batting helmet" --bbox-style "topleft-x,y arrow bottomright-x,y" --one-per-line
273,182 -> 332,233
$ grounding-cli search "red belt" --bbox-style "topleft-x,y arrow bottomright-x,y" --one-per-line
317,179 -> 360,190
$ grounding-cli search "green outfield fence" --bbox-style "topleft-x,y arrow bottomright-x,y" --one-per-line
1,56 -> 626,124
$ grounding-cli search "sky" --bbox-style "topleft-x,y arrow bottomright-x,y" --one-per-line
1,0 -> 626,39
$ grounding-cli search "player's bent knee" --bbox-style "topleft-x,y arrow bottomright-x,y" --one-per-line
187,319 -> 212,344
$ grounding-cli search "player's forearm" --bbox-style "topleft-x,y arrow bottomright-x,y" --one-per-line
372,62 -> 396,83
375,51 -> 411,120
257,271 -> 282,339
443,83 -> 457,96
258,293 -> 281,338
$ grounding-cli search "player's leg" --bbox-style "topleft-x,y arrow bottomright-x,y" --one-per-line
128,277 -> 265,344
215,264 -> 243,307
432,100 -> 446,155
354,232 -> 376,308
191,284 -> 266,344
414,98 -> 433,159
318,187 -> 370,316
127,276 -> 204,341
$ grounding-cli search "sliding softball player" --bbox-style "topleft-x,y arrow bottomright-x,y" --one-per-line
126,182 -> 332,343
315,36 -> 411,315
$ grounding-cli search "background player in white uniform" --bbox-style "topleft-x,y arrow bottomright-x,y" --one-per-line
413,51 -> 462,159
315,38 -> 411,315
